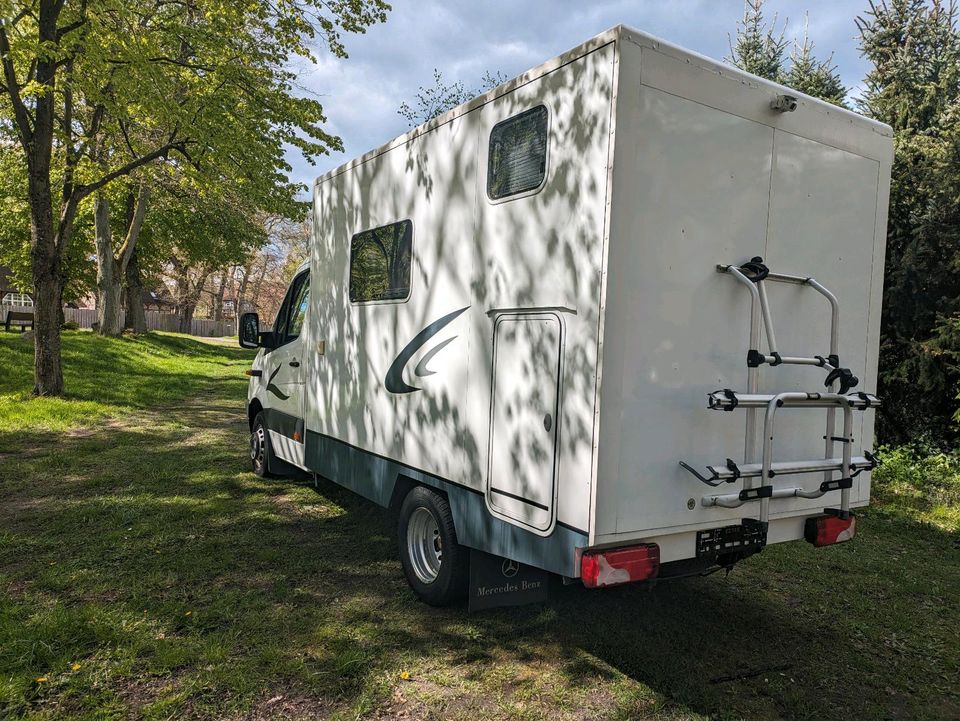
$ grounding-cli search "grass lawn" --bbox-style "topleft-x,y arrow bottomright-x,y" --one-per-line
1,331 -> 958,720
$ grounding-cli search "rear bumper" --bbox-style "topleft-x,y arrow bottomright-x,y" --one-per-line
589,501 -> 868,565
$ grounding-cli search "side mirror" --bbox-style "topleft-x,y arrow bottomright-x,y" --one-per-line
239,312 -> 260,349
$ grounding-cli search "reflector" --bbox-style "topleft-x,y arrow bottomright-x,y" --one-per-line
581,544 -> 660,588
805,513 -> 856,547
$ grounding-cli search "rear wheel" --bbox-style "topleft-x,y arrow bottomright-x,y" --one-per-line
397,486 -> 469,606
250,411 -> 276,478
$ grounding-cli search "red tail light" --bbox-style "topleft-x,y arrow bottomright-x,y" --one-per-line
580,544 -> 660,588
805,512 -> 856,547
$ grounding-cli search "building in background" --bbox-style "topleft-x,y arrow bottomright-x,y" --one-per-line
0,265 -> 32,307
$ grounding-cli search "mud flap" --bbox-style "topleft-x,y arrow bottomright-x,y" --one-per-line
468,549 -> 549,612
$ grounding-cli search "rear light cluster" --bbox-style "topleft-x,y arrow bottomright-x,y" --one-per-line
580,543 -> 660,588
804,512 -> 856,547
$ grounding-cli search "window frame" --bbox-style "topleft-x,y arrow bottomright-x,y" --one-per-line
348,219 -> 414,306
486,104 -> 551,204
2,292 -> 33,307
270,269 -> 309,350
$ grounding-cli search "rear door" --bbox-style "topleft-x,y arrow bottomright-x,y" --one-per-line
264,270 -> 309,468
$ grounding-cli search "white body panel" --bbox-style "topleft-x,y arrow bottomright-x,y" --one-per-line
593,33 -> 890,553
247,26 -> 892,574
307,40 -> 615,539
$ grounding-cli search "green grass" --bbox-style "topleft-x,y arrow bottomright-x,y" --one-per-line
0,331 -> 958,720
872,444 -> 960,529
0,330 -> 252,434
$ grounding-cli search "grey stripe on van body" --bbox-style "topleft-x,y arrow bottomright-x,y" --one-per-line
263,408 -> 304,441
304,429 -> 586,577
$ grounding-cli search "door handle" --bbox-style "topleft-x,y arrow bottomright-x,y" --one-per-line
289,360 -> 300,368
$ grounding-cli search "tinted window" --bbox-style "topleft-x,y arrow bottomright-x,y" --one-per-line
349,220 -> 413,302
487,105 -> 548,200
286,273 -> 310,340
272,270 -> 309,347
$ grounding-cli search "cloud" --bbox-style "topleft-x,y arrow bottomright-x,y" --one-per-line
287,1 -> 870,190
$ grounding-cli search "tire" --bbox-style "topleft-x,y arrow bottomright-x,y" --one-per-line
397,486 -> 469,606
250,411 -> 276,478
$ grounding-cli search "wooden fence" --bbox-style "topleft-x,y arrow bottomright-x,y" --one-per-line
0,304 -> 235,338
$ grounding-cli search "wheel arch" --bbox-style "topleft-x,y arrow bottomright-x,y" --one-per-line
389,473 -> 448,512
248,398 -> 264,431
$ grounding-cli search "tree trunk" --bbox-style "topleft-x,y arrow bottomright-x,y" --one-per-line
30,231 -> 64,396
213,269 -> 228,322
235,262 -> 250,314
94,195 -> 122,335
26,144 -> 64,395
124,246 -> 148,334
250,258 -> 268,311
178,303 -> 196,334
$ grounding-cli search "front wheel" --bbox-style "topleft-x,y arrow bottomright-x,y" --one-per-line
250,411 -> 276,478
397,486 -> 469,606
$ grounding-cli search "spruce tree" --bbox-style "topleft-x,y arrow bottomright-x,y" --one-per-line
784,18 -> 848,107
857,0 -> 960,444
728,1 -> 848,105
728,0 -> 788,81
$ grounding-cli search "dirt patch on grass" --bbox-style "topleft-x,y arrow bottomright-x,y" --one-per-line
371,677 -> 499,721
240,686 -> 338,720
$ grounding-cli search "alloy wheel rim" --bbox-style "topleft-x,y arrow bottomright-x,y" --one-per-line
406,506 -> 442,584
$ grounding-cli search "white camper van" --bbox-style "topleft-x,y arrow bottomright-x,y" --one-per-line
239,25 -> 893,605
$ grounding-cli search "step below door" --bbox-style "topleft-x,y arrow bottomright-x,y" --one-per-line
487,312 -> 562,534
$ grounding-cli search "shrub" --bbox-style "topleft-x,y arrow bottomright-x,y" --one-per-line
872,444 -> 960,528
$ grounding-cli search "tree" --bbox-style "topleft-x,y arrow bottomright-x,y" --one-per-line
398,69 -> 506,127
0,144 -> 94,307
141,170 -> 275,332
728,0 -> 788,81
857,0 -> 960,444
783,18 -> 847,106
0,0 -> 389,395
727,1 -> 847,106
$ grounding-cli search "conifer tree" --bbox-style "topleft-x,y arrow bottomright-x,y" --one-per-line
857,0 -> 960,443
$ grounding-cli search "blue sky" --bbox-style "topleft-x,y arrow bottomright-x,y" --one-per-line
289,0 -> 872,188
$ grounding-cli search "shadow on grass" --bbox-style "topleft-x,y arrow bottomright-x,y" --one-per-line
1,416 -> 957,720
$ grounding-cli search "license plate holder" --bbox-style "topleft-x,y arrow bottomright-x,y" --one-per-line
696,519 -> 767,560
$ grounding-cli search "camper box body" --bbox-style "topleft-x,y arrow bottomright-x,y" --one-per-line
249,26 -> 893,580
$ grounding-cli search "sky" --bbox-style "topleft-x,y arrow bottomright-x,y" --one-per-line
288,0 -> 872,189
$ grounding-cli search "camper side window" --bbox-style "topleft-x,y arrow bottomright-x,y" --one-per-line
349,220 -> 413,303
487,105 -> 548,200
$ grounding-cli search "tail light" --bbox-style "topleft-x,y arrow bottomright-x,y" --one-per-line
581,543 -> 660,588
805,512 -> 856,547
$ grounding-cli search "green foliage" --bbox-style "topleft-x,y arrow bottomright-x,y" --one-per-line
728,0 -> 788,81
857,0 -> 960,444
0,147 -> 95,304
783,25 -> 847,106
873,443 -> 960,528
728,1 -> 847,106
0,0 -> 390,392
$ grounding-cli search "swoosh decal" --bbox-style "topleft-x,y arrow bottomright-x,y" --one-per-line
266,365 -> 290,400
385,306 -> 469,394
414,335 -> 457,378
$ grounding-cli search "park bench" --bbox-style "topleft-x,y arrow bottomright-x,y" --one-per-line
4,309 -> 34,332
